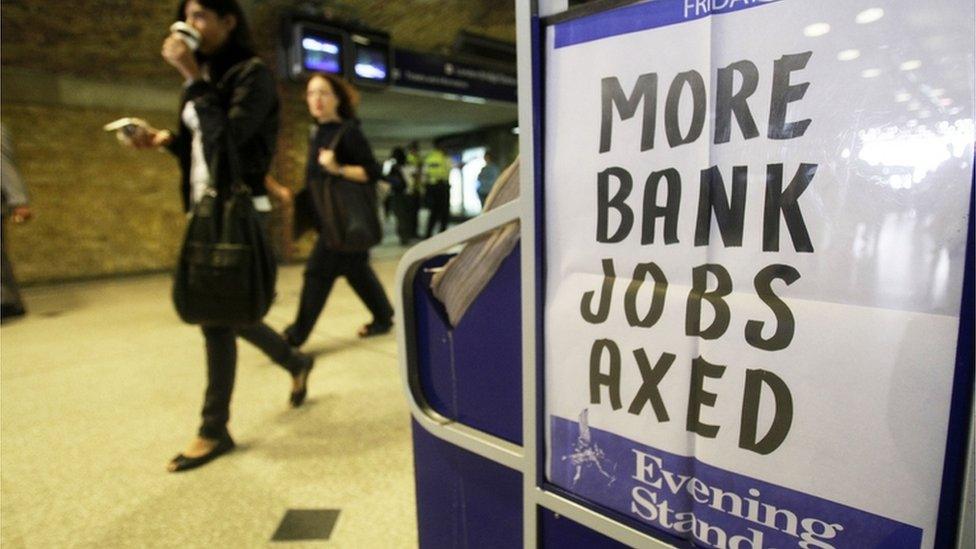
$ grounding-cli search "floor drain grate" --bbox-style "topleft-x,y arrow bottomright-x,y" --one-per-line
271,509 -> 340,542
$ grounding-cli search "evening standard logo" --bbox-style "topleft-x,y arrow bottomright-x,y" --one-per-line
683,0 -> 778,19
561,409 -> 617,487
630,449 -> 845,548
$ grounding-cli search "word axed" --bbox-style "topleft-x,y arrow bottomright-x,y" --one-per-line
590,344 -> 793,455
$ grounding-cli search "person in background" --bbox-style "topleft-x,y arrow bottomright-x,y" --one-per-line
123,0 -> 314,472
405,141 -> 424,239
1,123 -> 32,321
385,147 -> 414,245
476,150 -> 501,207
422,144 -> 452,238
283,73 -> 395,346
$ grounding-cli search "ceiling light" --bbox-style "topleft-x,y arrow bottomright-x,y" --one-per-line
861,68 -> 882,78
837,49 -> 861,61
895,92 -> 911,103
856,8 -> 884,24
803,23 -> 831,37
900,60 -> 922,71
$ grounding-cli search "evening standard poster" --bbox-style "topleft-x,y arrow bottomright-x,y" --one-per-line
543,0 -> 974,547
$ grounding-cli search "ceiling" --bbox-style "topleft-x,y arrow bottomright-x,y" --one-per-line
357,88 -> 517,149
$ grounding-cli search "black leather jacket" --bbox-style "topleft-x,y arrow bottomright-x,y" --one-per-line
166,51 -> 279,212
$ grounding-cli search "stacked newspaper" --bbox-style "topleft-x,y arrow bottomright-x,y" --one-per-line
431,157 -> 521,327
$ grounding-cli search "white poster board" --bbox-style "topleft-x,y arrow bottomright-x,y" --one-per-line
543,1 -> 974,547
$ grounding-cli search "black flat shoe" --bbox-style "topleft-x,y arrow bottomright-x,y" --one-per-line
290,353 -> 315,408
358,321 -> 393,338
167,434 -> 235,473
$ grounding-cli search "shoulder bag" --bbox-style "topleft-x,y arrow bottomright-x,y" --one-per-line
308,122 -> 383,252
172,131 -> 277,326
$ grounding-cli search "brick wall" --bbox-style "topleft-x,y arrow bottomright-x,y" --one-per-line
1,0 -> 515,284
2,104 -> 185,283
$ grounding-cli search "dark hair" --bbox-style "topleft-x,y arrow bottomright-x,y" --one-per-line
391,147 -> 406,165
176,0 -> 255,57
309,73 -> 359,121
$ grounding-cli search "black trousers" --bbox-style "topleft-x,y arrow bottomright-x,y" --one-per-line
391,193 -> 419,244
197,212 -> 301,439
199,323 -> 303,439
424,182 -> 450,238
285,235 -> 394,346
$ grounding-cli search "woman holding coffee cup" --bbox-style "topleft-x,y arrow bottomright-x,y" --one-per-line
122,0 -> 315,472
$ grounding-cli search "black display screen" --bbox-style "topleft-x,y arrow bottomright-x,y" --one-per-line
353,43 -> 389,82
300,29 -> 343,74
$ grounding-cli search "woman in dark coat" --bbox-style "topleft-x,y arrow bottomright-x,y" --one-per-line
284,74 -> 395,347
127,0 -> 315,472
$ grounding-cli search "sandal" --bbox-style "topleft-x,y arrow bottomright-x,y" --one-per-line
167,434 -> 235,473
358,321 -> 393,338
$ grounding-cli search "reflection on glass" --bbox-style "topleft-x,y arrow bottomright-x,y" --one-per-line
855,7 -> 885,24
858,119 -> 973,187
899,59 -> 922,71
803,22 -> 831,37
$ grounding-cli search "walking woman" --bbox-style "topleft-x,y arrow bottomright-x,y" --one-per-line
283,74 -> 395,347
125,0 -> 314,472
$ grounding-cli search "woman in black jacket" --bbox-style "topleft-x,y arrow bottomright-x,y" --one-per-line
283,74 -> 395,347
128,0 -> 315,472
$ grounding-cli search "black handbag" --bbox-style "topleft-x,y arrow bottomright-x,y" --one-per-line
307,122 -> 383,252
172,135 -> 277,326
292,185 -> 320,239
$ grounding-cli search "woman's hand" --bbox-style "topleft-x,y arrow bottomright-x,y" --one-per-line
161,34 -> 201,81
10,206 -> 32,224
126,127 -> 173,150
318,148 -> 341,175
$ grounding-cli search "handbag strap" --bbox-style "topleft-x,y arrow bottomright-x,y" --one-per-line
223,128 -> 249,195
200,126 -> 248,197
326,121 -> 351,152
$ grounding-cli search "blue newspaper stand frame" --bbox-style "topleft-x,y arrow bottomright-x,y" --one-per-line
396,1 -> 976,547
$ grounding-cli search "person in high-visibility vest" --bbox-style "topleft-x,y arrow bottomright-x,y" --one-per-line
423,145 -> 452,238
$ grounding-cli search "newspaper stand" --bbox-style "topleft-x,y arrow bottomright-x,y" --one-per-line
396,1 -> 975,547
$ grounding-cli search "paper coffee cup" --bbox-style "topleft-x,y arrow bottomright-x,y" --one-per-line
169,21 -> 201,51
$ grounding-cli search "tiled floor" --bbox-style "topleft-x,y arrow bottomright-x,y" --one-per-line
0,251 -> 418,548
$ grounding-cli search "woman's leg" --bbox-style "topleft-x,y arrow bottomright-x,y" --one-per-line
238,322 -> 315,407
285,236 -> 342,346
344,254 -> 394,327
238,322 -> 308,375
167,326 -> 238,471
199,325 -> 236,439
